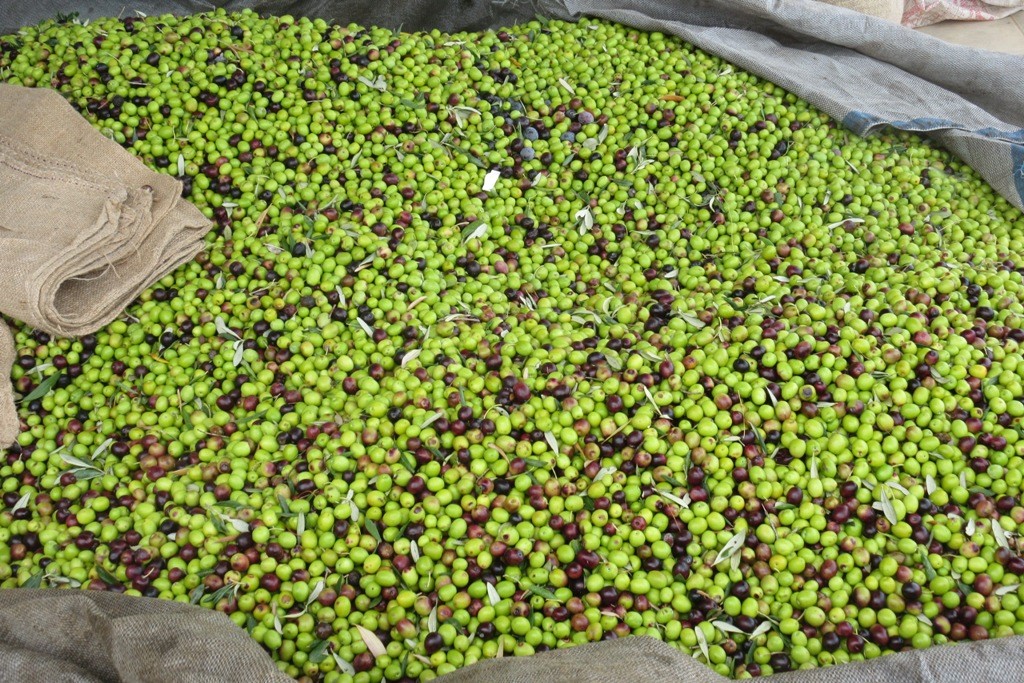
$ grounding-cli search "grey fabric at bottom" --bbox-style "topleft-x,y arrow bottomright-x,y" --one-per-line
436,633 -> 1024,682
0,589 -> 292,683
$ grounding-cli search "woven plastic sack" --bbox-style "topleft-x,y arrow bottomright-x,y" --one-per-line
904,1 -> 1024,28
0,84 -> 210,448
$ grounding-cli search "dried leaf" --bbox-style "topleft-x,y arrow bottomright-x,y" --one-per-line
428,603 -> 438,632
273,608 -> 283,634
177,154 -> 185,176
925,475 -> 937,495
486,582 -> 501,606
356,625 -> 387,658
750,621 -> 773,638
713,530 -> 746,566
296,512 -> 306,536
917,614 -> 933,626
966,518 -> 977,536
995,583 -> 1020,597
810,457 -> 818,480
594,466 -> 616,481
232,340 -> 244,367
558,78 -> 576,95
496,637 -> 504,658
482,169 -> 501,193
411,540 -> 421,562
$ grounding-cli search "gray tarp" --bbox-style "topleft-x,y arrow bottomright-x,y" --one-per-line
2,0 -> 1024,681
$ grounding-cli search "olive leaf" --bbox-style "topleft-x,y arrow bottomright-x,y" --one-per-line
482,169 -> 501,193
917,614 -> 933,626
419,411 -> 444,429
558,77 -> 575,95
749,620 -> 773,638
655,489 -> 691,510
96,566 -> 120,586
712,620 -> 745,636
332,651 -> 356,675
919,548 -> 937,581
694,625 -> 710,661
525,583 -> 557,600
308,639 -> 331,664
995,584 -> 1020,597
357,74 -> 387,92
356,317 -> 374,337
402,349 -> 421,367
177,154 -> 185,176
496,637 -> 505,658
874,486 -> 897,526
574,207 -> 594,235
309,578 -> 325,604
10,492 -> 30,514
462,220 -> 489,243
712,530 -> 746,566
366,518 -> 382,545
809,457 -> 818,480
925,474 -> 937,495
965,517 -> 977,536
544,431 -> 559,455
296,511 -> 306,536
214,316 -> 240,340
428,603 -> 438,632
992,518 -> 1010,550
20,372 -> 61,403
232,340 -> 244,367
356,625 -> 387,658
594,466 -> 616,481
486,582 -> 501,606
678,313 -> 706,330
410,539 -> 421,562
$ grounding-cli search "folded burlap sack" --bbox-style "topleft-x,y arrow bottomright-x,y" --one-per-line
0,84 -> 210,449
0,589 -> 292,683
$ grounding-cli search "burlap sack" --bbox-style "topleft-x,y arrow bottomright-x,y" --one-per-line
0,589 -> 292,683
439,633 -> 1024,682
0,84 -> 210,449
0,323 -> 16,448
4,586 -> 1023,683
